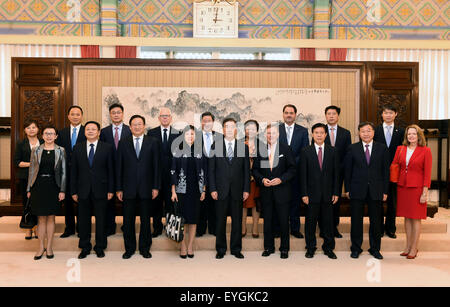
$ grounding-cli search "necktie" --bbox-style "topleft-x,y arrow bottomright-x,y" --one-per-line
318,146 -> 323,170
135,138 -> 141,158
71,127 -> 77,149
227,142 -> 233,162
163,128 -> 168,145
287,126 -> 292,146
269,147 -> 274,171
205,132 -> 212,156
365,144 -> 370,165
385,126 -> 392,147
114,127 -> 119,149
88,144 -> 95,167
330,127 -> 335,147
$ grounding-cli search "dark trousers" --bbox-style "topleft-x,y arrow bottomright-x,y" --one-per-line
381,183 -> 397,234
153,176 -> 171,233
197,188 -> 216,235
273,179 -> 301,235
262,190 -> 290,252
78,193 -> 108,252
63,196 -> 78,234
105,197 -> 117,235
123,197 -> 154,254
305,201 -> 335,252
350,193 -> 383,253
215,196 -> 242,254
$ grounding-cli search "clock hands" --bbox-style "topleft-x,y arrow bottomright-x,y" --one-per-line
213,10 -> 222,23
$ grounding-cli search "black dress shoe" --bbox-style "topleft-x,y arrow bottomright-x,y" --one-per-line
291,231 -> 304,239
273,233 -> 280,238
319,233 -> 325,239
122,252 -> 134,259
334,231 -> 343,238
60,231 -> 75,238
152,232 -> 161,238
95,250 -> 105,258
305,250 -> 315,258
262,250 -> 275,257
386,232 -> 397,239
196,233 -> 204,238
106,230 -> 116,237
351,251 -> 361,259
280,251 -> 289,259
231,252 -> 244,259
140,251 -> 152,259
216,252 -> 225,259
369,250 -> 383,260
78,250 -> 90,259
324,250 -> 337,259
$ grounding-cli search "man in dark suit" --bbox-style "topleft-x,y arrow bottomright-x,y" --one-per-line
209,118 -> 250,259
99,103 -> 132,236
71,121 -> 114,259
300,123 -> 340,259
56,105 -> 86,238
196,112 -> 221,237
321,105 -> 352,238
147,107 -> 181,238
344,122 -> 390,260
278,104 -> 309,239
374,104 -> 405,239
253,123 -> 296,259
116,115 -> 161,259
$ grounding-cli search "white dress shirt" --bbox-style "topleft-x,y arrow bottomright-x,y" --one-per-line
133,135 -> 144,151
86,140 -> 98,158
225,138 -> 236,154
203,130 -> 213,155
160,126 -> 171,141
327,124 -> 337,145
112,123 -> 124,140
406,148 -> 414,166
70,124 -> 82,141
314,142 -> 325,159
362,141 -> 373,155
267,142 -> 278,158
383,122 -> 394,140
285,123 -> 295,146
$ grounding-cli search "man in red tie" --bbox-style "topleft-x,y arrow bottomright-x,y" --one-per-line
300,123 -> 340,259
344,122 -> 390,260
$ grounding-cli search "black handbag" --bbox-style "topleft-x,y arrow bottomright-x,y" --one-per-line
165,201 -> 185,243
19,198 -> 37,229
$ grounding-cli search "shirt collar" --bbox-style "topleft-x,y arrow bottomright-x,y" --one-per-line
285,123 -> 295,129
113,123 -> 123,129
327,124 -> 337,130
133,134 -> 144,140
161,126 -> 170,133
383,122 -> 394,129
362,141 -> 373,147
70,124 -> 81,130
87,140 -> 98,147
314,143 -> 325,150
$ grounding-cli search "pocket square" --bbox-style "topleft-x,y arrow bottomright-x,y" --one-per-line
279,154 -> 284,158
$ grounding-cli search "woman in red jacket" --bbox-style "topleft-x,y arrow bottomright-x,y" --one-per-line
392,124 -> 432,259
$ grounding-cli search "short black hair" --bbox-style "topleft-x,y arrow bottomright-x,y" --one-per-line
311,123 -> 327,133
129,115 -> 146,125
222,117 -> 236,127
109,103 -> 124,112
244,119 -> 259,132
283,104 -> 297,114
68,105 -> 83,115
85,121 -> 101,130
358,121 -> 375,131
201,112 -> 215,121
23,120 -> 39,130
325,105 -> 341,115
381,104 -> 397,113
42,125 -> 58,135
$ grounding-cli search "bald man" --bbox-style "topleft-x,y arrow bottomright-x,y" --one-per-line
147,108 -> 181,237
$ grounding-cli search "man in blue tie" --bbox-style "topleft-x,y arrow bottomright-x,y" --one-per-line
56,106 -> 86,238
71,121 -> 114,259
374,104 -> 405,239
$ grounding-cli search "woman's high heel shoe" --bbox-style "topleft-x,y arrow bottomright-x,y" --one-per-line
46,250 -> 54,259
400,251 -> 410,256
407,250 -> 418,259
34,249 -> 46,260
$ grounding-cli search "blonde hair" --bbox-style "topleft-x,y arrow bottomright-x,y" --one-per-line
403,124 -> 426,147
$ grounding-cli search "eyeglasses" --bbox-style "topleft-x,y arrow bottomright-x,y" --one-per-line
43,132 -> 56,136
110,111 -> 123,115
159,115 -> 171,118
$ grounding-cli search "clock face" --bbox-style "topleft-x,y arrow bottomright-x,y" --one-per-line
193,2 -> 239,38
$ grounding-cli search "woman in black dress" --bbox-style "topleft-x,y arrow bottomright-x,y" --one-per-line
171,126 -> 206,258
14,120 -> 43,239
27,126 -> 66,260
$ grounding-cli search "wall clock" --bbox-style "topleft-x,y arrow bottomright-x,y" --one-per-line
193,1 -> 239,38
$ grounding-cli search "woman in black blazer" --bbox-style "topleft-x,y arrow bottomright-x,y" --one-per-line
171,126 -> 206,259
13,120 -> 43,239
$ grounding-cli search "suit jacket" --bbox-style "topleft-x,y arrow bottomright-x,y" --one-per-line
147,126 -> 181,183
14,138 -> 44,179
374,124 -> 405,163
252,142 -> 297,204
170,146 -> 206,194
300,144 -> 340,203
392,145 -> 432,188
27,144 -> 66,193
325,125 -> 352,165
70,141 -> 115,199
278,123 -> 309,164
116,135 -> 161,199
208,139 -> 250,201
99,124 -> 132,152
344,141 -> 390,201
